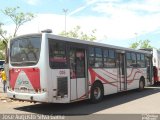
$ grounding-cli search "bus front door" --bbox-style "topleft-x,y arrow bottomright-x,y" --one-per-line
70,47 -> 87,101
117,53 -> 127,91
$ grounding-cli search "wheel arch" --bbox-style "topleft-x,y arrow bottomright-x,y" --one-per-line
92,80 -> 104,92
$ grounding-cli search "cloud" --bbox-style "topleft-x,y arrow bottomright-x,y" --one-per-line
67,0 -> 160,41
92,0 -> 160,15
89,0 -> 160,38
69,6 -> 87,16
4,0 -> 160,48
10,10 -> 160,41
69,0 -> 99,16
24,0 -> 39,5
13,15 -> 147,39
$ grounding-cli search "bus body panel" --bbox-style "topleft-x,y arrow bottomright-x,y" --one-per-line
9,68 -> 40,91
88,67 -> 147,97
49,69 -> 70,103
126,68 -> 146,90
88,68 -> 118,95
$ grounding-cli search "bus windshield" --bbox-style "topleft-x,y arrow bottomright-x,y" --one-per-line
10,36 -> 41,66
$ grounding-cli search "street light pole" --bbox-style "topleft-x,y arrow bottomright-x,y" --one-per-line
63,9 -> 68,35
135,33 -> 138,41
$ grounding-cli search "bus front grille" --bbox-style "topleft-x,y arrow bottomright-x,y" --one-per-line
57,77 -> 68,97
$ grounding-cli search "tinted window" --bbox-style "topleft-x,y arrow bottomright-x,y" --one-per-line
104,58 -> 116,68
49,39 -> 67,69
89,47 -> 94,57
10,36 -> 41,66
131,53 -> 136,60
104,49 -> 116,68
95,48 -> 103,67
109,50 -> 115,58
126,53 -> 131,60
95,48 -> 102,57
89,47 -> 95,67
89,57 -> 94,67
141,54 -> 144,60
89,47 -> 103,68
140,54 -> 145,67
126,52 -> 136,67
137,54 -> 140,60
95,57 -> 103,67
103,49 -> 108,58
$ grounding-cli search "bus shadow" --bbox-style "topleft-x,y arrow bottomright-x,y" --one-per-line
14,86 -> 160,115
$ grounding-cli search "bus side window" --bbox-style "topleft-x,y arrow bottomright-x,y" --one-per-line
95,48 -> 103,67
88,47 -> 103,68
49,39 -> 67,69
140,54 -> 145,67
126,52 -> 132,67
108,50 -> 116,68
89,47 -> 95,67
130,52 -> 137,67
136,53 -> 141,67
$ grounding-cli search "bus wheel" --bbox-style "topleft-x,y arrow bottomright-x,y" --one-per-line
90,82 -> 104,103
139,79 -> 145,91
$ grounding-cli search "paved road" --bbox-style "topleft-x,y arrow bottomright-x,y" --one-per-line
1,86 -> 160,120
0,86 -> 160,115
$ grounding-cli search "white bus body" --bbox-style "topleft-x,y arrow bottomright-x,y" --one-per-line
7,33 -> 153,103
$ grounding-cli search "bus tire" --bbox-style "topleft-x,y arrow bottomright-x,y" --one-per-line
139,78 -> 145,91
90,81 -> 104,103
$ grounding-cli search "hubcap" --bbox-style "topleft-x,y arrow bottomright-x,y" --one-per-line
93,87 -> 101,100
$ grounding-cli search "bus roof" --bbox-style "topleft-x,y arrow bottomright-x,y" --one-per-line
46,33 -> 152,55
11,33 -> 152,55
11,33 -> 41,40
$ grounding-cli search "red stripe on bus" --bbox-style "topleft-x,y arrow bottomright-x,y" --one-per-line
9,68 -> 40,90
88,68 -> 117,87
100,69 -> 117,77
100,69 -> 117,80
127,71 -> 142,84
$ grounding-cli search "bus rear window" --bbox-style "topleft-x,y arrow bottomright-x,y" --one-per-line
49,39 -> 68,69
10,36 -> 41,66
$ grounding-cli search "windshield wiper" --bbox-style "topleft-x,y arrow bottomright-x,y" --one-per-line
11,61 -> 37,65
21,61 -> 37,64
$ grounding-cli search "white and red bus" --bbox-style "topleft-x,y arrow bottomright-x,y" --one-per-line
152,48 -> 160,84
7,30 -> 153,103
140,48 -> 160,85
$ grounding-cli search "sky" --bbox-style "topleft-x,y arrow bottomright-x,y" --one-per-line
0,0 -> 160,48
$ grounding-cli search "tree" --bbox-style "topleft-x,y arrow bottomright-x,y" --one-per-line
59,25 -> 96,41
0,40 -> 5,60
1,6 -> 35,40
0,6 -> 35,61
0,22 -> 11,60
129,39 -> 152,49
